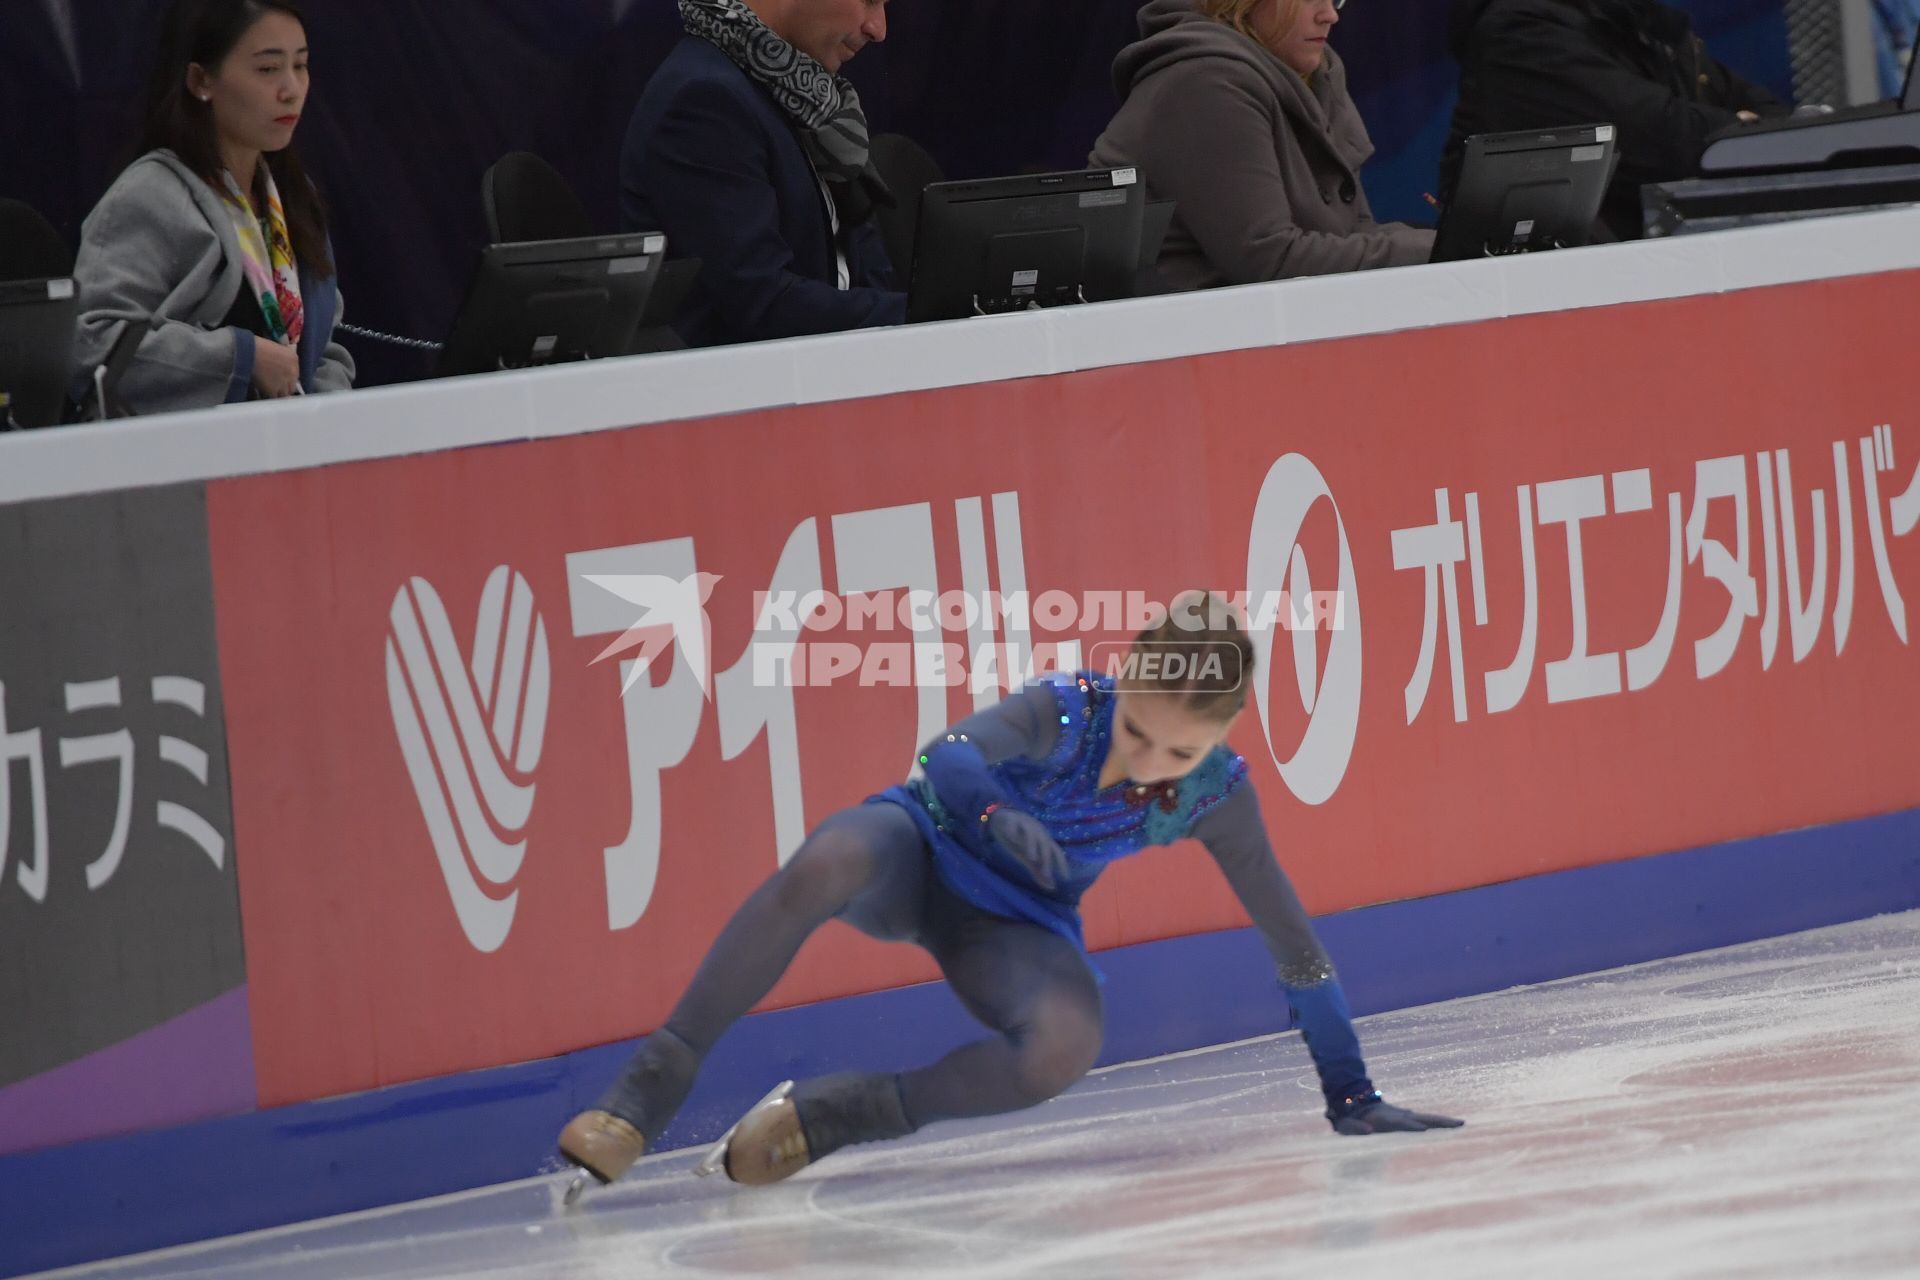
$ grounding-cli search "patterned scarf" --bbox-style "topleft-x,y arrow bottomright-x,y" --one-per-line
218,164 -> 304,346
678,0 -> 890,222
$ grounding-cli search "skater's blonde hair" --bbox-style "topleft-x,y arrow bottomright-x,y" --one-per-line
1120,590 -> 1255,722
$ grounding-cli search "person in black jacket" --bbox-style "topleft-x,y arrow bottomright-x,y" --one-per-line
621,0 -> 905,349
1442,0 -> 1791,240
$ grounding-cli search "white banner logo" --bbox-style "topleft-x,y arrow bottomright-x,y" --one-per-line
1247,453 -> 1362,806
385,567 -> 550,952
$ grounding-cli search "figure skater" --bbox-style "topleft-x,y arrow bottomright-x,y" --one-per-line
560,591 -> 1461,1194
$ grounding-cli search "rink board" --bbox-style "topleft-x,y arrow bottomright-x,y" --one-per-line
3,214 -> 1920,1276
213,266 -> 1920,1111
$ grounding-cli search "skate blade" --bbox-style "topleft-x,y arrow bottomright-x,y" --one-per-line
694,1080 -> 794,1178
561,1170 -> 594,1209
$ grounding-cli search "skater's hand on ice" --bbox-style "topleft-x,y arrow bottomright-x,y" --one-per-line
1330,1097 -> 1464,1135
987,808 -> 1071,891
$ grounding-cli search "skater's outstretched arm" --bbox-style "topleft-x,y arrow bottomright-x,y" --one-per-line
1192,785 -> 1464,1136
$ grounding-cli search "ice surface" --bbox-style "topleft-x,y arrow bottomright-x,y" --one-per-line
35,911 -> 1920,1279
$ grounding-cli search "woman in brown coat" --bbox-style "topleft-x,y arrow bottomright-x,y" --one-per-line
1092,0 -> 1434,289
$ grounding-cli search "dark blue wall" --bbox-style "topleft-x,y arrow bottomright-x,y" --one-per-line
0,0 -> 1791,386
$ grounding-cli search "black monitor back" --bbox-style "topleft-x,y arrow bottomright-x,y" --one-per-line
438,232 -> 665,377
1433,125 -> 1618,262
908,168 -> 1146,323
0,278 -> 78,429
1902,28 -> 1920,110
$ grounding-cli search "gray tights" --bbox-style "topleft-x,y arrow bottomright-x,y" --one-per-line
600,802 -> 1105,1149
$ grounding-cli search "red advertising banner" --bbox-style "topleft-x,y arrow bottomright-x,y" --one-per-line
209,271 -> 1920,1108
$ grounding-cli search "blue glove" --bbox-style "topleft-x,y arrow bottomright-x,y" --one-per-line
1329,1092 -> 1464,1135
1289,982 -> 1464,1134
986,807 -> 1071,892
919,736 -> 1010,836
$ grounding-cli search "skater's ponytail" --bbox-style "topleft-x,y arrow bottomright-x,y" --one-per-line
1120,590 -> 1256,722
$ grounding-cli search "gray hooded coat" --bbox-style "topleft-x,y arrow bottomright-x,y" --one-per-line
72,150 -> 354,416
1091,0 -> 1434,290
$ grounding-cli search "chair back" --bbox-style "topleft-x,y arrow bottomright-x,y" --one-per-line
481,152 -> 591,243
0,199 -> 72,281
868,133 -> 946,281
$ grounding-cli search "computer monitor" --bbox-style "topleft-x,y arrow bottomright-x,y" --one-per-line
438,231 -> 666,377
908,168 -> 1147,323
1891,28 -> 1920,110
0,277 -> 77,429
1432,125 -> 1619,262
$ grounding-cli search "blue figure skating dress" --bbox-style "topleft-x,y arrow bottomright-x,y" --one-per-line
872,670 -> 1381,1119
877,670 -> 1244,949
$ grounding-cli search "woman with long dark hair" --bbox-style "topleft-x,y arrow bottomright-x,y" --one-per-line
72,0 -> 352,413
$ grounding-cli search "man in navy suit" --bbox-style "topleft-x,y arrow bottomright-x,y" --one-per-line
622,0 -> 906,349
